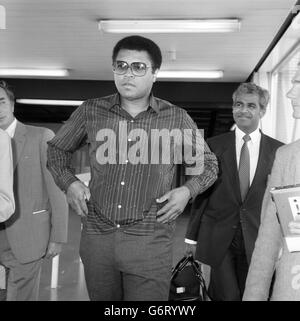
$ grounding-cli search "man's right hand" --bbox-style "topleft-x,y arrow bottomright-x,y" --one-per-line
185,243 -> 197,257
66,181 -> 91,217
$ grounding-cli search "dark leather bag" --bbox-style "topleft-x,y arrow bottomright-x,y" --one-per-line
169,254 -> 211,301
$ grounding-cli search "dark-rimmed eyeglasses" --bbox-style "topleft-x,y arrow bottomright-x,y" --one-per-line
112,61 -> 151,77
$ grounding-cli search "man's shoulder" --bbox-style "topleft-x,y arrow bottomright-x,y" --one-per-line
262,134 -> 284,148
207,131 -> 234,145
154,96 -> 187,114
22,123 -> 54,141
277,139 -> 300,156
24,123 -> 53,134
84,93 -> 118,107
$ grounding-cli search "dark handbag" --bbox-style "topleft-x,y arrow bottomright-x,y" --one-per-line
169,254 -> 211,301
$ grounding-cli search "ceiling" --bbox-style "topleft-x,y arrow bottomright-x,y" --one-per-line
0,0 -> 298,83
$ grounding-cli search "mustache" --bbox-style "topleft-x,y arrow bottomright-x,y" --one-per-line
233,112 -> 252,118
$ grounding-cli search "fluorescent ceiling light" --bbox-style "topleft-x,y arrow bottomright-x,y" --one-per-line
0,69 -> 69,77
16,99 -> 83,106
157,70 -> 224,79
98,19 -> 240,33
0,5 -> 5,30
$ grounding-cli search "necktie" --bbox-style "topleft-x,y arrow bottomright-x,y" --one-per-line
239,134 -> 251,202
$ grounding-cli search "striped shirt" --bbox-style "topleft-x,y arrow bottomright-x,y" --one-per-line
47,93 -> 218,235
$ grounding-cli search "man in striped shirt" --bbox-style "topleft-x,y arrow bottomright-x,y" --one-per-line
47,35 -> 218,301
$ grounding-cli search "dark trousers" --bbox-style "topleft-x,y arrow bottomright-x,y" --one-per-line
79,222 -> 175,301
208,224 -> 249,301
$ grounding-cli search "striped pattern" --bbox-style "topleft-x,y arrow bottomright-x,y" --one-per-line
47,93 -> 218,235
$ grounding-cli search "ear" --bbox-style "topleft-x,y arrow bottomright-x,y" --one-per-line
259,107 -> 266,118
152,69 -> 159,83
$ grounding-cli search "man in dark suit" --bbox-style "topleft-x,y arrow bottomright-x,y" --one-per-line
185,82 -> 283,301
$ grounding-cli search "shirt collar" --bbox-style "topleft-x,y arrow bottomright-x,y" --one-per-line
148,93 -> 160,114
5,118 -> 17,138
235,126 -> 261,144
110,93 -> 160,114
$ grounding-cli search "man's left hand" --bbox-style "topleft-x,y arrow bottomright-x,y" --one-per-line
45,242 -> 62,259
156,186 -> 191,223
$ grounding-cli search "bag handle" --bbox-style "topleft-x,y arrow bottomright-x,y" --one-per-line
171,254 -> 193,279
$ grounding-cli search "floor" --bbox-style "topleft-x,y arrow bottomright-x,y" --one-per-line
38,210 -> 192,301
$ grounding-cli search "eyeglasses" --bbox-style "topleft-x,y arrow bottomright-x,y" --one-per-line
112,61 -> 151,77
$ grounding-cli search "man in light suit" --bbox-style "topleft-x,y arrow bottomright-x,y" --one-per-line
0,81 -> 68,301
185,82 -> 283,300
243,62 -> 300,301
0,129 -> 14,222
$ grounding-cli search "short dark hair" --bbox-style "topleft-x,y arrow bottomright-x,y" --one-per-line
112,35 -> 162,72
0,80 -> 15,104
232,82 -> 269,109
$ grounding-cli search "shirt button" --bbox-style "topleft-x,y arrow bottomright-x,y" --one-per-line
121,181 -> 125,185
130,120 -> 134,123
118,205 -> 122,209
116,224 -> 120,228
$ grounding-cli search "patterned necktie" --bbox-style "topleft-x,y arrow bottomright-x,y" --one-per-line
239,134 -> 251,202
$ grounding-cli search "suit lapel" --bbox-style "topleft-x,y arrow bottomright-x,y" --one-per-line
221,131 -> 242,202
12,122 -> 27,170
246,133 -> 270,200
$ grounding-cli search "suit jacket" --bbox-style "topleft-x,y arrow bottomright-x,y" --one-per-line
244,140 -> 300,301
3,122 -> 68,264
0,129 -> 14,222
186,130 -> 283,267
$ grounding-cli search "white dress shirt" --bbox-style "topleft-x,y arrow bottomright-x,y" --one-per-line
5,118 -> 17,138
185,126 -> 262,245
0,129 -> 15,222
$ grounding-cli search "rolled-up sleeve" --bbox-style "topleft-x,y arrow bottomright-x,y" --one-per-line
181,112 -> 218,199
47,103 -> 87,193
